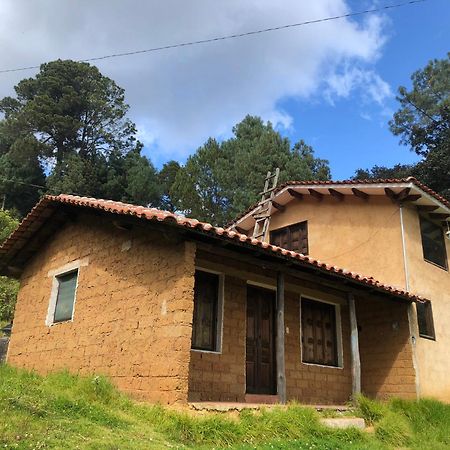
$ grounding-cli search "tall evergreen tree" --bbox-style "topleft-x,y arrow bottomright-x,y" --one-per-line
0,59 -> 162,212
171,116 -> 330,225
355,54 -> 449,199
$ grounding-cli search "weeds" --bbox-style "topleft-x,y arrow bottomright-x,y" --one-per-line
0,365 -> 449,449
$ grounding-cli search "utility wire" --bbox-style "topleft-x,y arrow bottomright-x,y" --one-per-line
0,0 -> 428,75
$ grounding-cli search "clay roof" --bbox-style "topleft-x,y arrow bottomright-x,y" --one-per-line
0,194 -> 427,303
229,177 -> 450,227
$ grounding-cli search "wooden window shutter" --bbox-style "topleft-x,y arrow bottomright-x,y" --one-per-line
270,221 -> 308,255
301,299 -> 338,366
53,271 -> 78,323
191,271 -> 219,351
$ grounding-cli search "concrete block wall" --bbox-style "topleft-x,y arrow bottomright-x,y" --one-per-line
7,214 -> 196,404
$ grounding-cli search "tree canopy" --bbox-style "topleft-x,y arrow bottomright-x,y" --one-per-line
0,59 -> 161,214
356,53 -> 449,199
171,115 -> 330,225
0,210 -> 19,322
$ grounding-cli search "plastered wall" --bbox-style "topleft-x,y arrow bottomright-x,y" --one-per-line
267,195 -> 450,401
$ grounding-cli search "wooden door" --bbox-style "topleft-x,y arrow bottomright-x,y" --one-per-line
246,286 -> 276,394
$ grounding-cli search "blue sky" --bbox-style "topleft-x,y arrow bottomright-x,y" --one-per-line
278,0 -> 449,178
0,0 -> 448,180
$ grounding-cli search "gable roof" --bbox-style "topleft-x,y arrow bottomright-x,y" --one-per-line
229,177 -> 450,230
0,194 -> 427,303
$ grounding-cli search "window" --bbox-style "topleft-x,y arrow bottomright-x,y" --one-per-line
417,301 -> 435,340
270,221 -> 308,254
53,271 -> 78,323
191,270 -> 221,352
419,216 -> 448,270
301,298 -> 338,366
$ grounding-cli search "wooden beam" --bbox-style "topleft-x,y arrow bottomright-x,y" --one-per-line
417,205 -> 439,212
308,188 -> 324,201
271,201 -> 286,212
429,213 -> 450,220
395,188 -> 411,201
385,188 -> 421,203
384,187 -> 397,201
276,271 -> 286,404
287,188 -> 303,200
348,292 -> 361,399
328,188 -> 344,201
402,194 -> 421,202
195,243 -> 412,304
352,188 -> 369,200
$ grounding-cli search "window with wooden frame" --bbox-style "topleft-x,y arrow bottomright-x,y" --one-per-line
191,270 -> 221,352
419,216 -> 448,270
301,298 -> 339,367
270,221 -> 308,254
53,270 -> 78,323
417,301 -> 436,340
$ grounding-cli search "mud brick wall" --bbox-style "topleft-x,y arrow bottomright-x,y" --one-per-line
188,275 -> 247,402
357,297 -> 416,399
7,213 -> 196,404
285,292 -> 353,404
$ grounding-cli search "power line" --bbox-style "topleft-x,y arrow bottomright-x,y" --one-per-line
0,0 -> 428,75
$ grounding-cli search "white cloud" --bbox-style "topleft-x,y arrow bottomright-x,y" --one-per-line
0,0 -> 391,164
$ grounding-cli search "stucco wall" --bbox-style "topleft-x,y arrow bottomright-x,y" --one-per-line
7,214 -> 196,404
268,195 -> 406,287
267,195 -> 450,401
402,205 -> 450,400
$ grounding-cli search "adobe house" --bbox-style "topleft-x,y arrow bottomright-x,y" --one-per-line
230,177 -> 450,402
0,194 -> 429,405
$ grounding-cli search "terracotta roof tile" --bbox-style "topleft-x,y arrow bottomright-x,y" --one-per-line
0,194 -> 427,303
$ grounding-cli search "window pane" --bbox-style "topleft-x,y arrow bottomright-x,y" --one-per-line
301,299 -> 338,366
191,271 -> 219,351
54,271 -> 78,323
420,217 -> 448,269
417,301 -> 435,339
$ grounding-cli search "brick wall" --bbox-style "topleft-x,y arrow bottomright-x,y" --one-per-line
7,213 -> 196,404
188,276 -> 246,402
190,250 -> 354,405
285,292 -> 353,404
357,297 -> 416,399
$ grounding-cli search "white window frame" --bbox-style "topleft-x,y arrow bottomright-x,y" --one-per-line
46,258 -> 88,326
299,294 -> 344,369
190,267 -> 225,354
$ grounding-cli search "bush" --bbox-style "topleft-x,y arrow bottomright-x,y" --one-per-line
0,276 -> 19,322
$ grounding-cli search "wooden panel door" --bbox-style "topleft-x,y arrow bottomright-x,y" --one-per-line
246,286 -> 276,394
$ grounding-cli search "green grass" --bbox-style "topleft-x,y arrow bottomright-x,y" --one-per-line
0,365 -> 449,449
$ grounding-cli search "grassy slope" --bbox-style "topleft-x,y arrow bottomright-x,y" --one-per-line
0,365 -> 449,449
